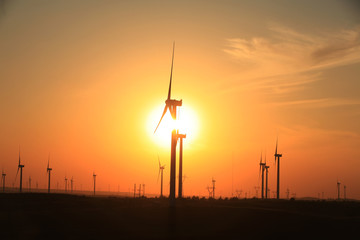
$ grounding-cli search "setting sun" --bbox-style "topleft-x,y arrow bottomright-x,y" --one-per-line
147,104 -> 199,147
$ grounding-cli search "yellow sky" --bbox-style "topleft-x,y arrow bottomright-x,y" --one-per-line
0,0 -> 360,199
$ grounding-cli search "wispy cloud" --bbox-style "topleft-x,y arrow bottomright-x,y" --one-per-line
225,24 -> 360,75
223,24 -> 360,95
269,98 -> 360,108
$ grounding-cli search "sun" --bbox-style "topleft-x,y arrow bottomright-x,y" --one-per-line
147,104 -> 199,147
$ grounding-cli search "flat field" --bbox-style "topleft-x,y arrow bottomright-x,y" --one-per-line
0,193 -> 359,239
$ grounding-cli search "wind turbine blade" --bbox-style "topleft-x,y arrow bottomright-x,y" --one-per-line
154,106 -> 168,133
167,42 -> 175,100
158,155 -> 161,169
15,167 -> 19,182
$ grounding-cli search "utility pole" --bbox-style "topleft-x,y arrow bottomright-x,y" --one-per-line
134,184 -> 136,198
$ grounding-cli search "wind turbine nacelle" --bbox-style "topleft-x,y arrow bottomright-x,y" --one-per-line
47,168 -> 52,171
275,154 -> 282,157
165,99 -> 182,107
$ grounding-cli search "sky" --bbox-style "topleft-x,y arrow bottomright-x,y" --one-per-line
0,0 -> 359,199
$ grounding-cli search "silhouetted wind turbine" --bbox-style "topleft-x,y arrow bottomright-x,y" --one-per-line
71,177 -> 74,193
212,178 -> 216,199
1,170 -> 6,192
154,42 -> 183,206
274,137 -> 283,199
15,146 -> 25,193
28,176 -> 31,191
1,171 -> 5,192
64,176 -> 68,192
157,156 -> 165,197
337,180 -> 341,200
259,152 -> 266,199
93,172 -> 96,196
47,154 -> 52,193
264,155 -> 270,199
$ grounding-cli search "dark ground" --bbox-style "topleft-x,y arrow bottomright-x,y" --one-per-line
0,193 -> 359,239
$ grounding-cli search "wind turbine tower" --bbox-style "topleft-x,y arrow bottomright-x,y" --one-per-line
47,155 -> 52,193
16,147 -> 25,193
2,170 -> 6,192
178,133 -> 186,198
274,138 -> 283,199
344,185 -> 346,200
28,176 -> 31,191
337,181 -> 341,200
93,172 -> 96,196
154,42 -> 183,206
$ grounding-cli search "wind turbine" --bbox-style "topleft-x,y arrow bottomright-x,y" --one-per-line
15,146 -> 25,193
47,154 -> 52,193
93,172 -> 96,196
64,176 -> 68,192
178,133 -> 186,198
28,176 -> 31,192
274,137 -> 283,199
212,178 -> 216,199
1,170 -> 6,192
264,155 -> 270,199
337,180 -> 341,200
71,177 -> 74,193
157,156 -> 166,197
154,42 -> 183,206
259,152 -> 266,199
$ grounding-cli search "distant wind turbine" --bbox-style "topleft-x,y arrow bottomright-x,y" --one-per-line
259,152 -> 266,199
47,154 -> 52,193
337,180 -> 341,200
15,146 -> 25,193
64,176 -> 68,192
274,137 -> 283,199
157,156 -> 165,197
264,154 -> 270,199
93,172 -> 96,196
1,170 -> 6,192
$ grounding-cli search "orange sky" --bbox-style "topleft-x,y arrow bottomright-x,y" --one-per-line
0,0 -> 360,199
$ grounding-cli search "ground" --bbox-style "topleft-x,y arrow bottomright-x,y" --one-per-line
0,193 -> 359,239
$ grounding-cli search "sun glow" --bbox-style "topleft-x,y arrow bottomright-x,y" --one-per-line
147,104 -> 199,147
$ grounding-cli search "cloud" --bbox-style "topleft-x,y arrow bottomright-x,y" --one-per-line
269,98 -> 360,108
223,24 -> 360,96
225,24 -> 360,74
